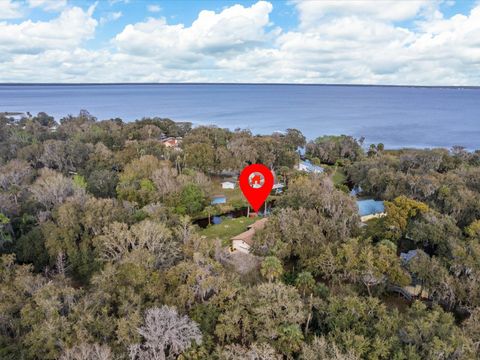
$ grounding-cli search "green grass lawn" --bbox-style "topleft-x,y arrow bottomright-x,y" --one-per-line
199,216 -> 257,245
332,166 -> 346,185
312,163 -> 346,186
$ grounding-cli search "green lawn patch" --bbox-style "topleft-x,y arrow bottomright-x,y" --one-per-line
199,216 -> 256,245
332,166 -> 346,185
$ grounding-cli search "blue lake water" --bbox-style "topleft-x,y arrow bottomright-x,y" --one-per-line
1,84 -> 479,149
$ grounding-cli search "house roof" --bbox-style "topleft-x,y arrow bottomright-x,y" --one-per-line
231,218 -> 268,246
220,170 -> 238,177
232,228 -> 256,246
357,199 -> 385,217
161,137 -> 182,145
221,181 -> 235,185
400,250 -> 418,264
247,217 -> 268,231
211,195 -> 226,205
298,160 -> 324,173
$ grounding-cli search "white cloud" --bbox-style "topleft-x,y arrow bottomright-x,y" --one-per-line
100,11 -> 122,25
28,0 -> 68,11
0,0 -> 22,19
294,0 -> 434,27
114,1 -> 275,58
147,4 -> 161,13
0,0 -> 480,85
265,0 -> 480,85
0,6 -> 97,55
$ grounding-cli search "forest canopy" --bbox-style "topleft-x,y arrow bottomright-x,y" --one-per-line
1,111 -> 480,359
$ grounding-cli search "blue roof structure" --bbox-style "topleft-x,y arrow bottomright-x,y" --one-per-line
211,196 -> 226,205
357,199 -> 385,217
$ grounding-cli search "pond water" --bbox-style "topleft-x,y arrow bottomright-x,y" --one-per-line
194,208 -> 248,228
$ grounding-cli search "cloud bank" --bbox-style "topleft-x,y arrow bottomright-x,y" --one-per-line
1,0 -> 479,85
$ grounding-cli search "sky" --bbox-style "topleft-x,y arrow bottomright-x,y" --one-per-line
1,0 -> 480,85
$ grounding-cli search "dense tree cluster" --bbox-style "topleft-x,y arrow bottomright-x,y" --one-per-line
0,112 -> 479,359
306,135 -> 364,165
347,148 -> 480,226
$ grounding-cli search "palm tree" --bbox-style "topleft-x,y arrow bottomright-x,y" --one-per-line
260,256 -> 284,282
295,271 -> 315,297
294,271 -> 316,336
204,205 -> 216,225
277,324 -> 304,356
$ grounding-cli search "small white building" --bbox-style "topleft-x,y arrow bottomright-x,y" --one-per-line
232,228 -> 255,253
221,181 -> 235,189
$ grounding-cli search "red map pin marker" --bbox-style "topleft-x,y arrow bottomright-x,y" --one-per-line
239,164 -> 274,212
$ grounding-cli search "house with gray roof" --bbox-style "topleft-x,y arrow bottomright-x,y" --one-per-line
295,160 -> 324,174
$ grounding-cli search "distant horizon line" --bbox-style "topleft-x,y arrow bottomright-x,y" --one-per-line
0,82 -> 479,89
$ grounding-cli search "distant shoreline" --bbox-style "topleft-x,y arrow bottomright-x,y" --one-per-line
2,84 -> 479,150
1,83 -> 479,90
2,112 -> 476,151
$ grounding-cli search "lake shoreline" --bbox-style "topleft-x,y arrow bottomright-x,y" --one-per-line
2,83 -> 479,150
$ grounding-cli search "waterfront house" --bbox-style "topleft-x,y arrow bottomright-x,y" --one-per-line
1,112 -> 28,121
231,217 -> 268,253
357,199 -> 386,222
295,160 -> 324,174
221,181 -> 235,189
